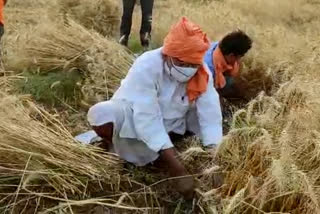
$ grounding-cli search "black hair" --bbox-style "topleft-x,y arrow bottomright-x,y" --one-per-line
219,30 -> 252,56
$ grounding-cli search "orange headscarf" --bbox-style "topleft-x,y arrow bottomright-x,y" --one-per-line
213,46 -> 240,89
0,0 -> 4,25
162,17 -> 210,102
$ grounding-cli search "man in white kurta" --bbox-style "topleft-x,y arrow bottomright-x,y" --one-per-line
87,17 -> 222,198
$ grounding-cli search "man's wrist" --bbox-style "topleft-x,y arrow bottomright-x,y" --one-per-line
160,148 -> 187,176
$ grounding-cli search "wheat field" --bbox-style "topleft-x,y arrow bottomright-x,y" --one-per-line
1,0 -> 320,213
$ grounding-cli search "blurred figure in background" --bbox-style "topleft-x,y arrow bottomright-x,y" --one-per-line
119,0 -> 154,50
0,0 -> 8,41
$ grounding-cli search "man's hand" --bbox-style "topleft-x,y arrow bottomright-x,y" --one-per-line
176,176 -> 195,200
160,148 -> 195,199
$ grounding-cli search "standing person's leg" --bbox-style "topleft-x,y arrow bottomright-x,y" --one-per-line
0,24 -> 3,41
140,0 -> 154,49
119,0 -> 136,46
0,24 -> 4,64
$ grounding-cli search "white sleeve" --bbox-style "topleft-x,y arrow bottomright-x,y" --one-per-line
120,58 -> 174,153
195,68 -> 223,146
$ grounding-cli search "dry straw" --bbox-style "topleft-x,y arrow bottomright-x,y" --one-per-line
207,80 -> 320,213
57,0 -> 120,37
5,19 -> 134,104
0,92 -> 165,213
0,93 -> 118,209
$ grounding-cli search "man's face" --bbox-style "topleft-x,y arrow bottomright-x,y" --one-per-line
225,53 -> 242,65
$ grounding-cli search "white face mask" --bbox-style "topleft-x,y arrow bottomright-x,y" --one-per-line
165,58 -> 199,82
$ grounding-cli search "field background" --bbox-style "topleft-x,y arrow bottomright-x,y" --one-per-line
1,0 -> 320,213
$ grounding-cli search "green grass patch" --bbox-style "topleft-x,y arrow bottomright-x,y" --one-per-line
128,36 -> 143,54
128,35 -> 162,54
16,71 -> 83,107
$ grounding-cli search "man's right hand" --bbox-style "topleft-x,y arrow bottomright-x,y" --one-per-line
160,148 -> 195,199
176,175 -> 195,200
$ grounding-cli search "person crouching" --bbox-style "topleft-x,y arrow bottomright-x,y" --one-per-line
87,17 -> 223,199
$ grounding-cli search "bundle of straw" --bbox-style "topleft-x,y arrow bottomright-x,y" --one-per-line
5,20 -> 134,104
57,0 -> 120,37
0,93 -> 123,212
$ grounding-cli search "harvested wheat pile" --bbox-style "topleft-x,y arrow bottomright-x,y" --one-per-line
4,19 -> 134,105
57,0 -> 120,37
0,93 -> 119,211
0,93 -> 166,213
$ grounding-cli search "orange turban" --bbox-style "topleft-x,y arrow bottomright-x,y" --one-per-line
0,0 -> 4,25
162,17 -> 210,102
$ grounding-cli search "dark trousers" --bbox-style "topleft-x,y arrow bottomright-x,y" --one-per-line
0,24 -> 4,41
120,0 -> 154,39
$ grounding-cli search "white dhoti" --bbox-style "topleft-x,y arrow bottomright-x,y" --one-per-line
87,99 -> 201,166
